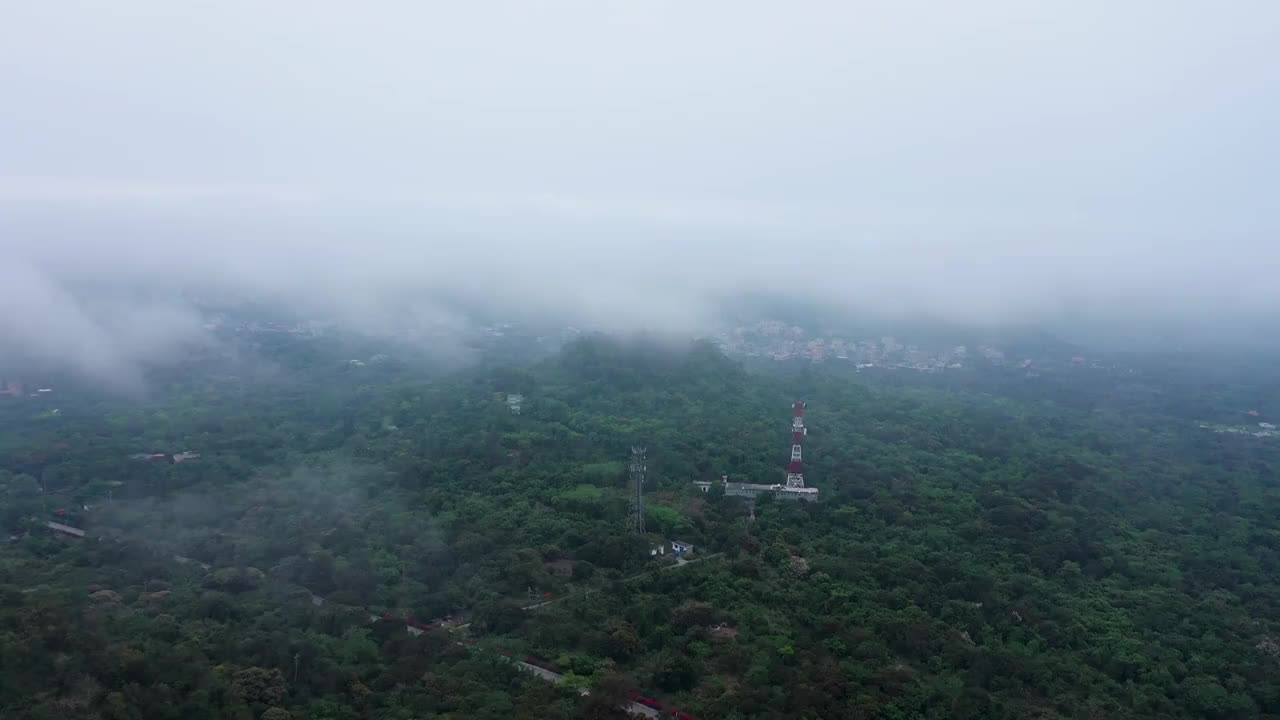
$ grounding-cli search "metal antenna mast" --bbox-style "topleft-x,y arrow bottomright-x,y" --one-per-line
785,401 -> 807,488
628,446 -> 647,535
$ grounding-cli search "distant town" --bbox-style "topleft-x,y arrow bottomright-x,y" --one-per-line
1199,421 -> 1278,439
712,320 -> 1110,374
0,312 -> 1138,404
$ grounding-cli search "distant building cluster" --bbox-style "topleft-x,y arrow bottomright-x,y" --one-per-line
506,394 -> 524,414
713,320 -> 1114,376
202,313 -> 327,338
0,381 -> 54,398
714,323 -> 976,370
130,450 -> 202,463
1200,421 -> 1278,439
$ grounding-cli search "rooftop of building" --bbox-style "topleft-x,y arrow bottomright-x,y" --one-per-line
45,521 -> 86,537
726,481 -> 818,494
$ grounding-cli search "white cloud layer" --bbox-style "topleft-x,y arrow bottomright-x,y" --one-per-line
2,1 -> 1278,381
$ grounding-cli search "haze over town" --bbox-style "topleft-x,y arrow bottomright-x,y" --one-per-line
7,6 -> 1280,720
3,1 -> 1278,386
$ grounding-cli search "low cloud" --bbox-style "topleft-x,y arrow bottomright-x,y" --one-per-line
2,1 -> 1278,385
0,259 -> 207,391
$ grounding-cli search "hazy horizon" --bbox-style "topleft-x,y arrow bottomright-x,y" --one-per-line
3,1 -> 1278,386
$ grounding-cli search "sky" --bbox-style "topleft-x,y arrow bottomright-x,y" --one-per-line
2,1 -> 1278,384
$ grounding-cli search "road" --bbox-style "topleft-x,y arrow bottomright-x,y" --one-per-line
624,552 -> 723,585
521,552 -> 724,611
513,661 -> 659,718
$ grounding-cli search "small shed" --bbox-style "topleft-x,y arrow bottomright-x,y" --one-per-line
46,521 -> 86,538
708,624 -> 739,640
671,540 -> 694,556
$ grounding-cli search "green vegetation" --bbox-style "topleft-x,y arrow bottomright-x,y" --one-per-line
1,334 -> 1278,719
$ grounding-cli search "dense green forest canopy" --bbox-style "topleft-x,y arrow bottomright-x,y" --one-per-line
1,333 -> 1278,719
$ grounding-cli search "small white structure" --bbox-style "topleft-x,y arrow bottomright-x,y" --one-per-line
671,540 -> 694,556
506,394 -> 525,414
693,475 -> 819,501
45,521 -> 85,538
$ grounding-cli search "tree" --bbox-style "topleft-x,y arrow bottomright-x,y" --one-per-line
229,667 -> 287,706
653,652 -> 697,692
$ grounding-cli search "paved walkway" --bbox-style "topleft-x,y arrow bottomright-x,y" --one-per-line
513,661 -> 658,718
522,553 -> 724,612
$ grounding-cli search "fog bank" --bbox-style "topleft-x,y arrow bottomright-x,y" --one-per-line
2,1 -> 1278,382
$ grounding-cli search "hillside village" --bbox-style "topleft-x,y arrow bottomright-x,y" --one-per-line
712,320 -> 1110,374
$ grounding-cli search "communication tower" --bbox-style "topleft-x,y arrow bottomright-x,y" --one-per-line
785,401 -> 806,488
627,446 -> 647,535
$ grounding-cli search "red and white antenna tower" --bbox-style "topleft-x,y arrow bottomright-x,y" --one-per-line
785,401 -> 807,488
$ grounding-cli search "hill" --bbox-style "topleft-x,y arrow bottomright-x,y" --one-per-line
1,335 -> 1278,718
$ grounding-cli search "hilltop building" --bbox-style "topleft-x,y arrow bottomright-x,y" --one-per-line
695,476 -> 819,501
45,521 -> 85,538
692,401 -> 820,502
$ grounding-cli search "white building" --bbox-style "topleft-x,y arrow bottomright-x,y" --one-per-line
692,476 -> 819,501
506,394 -> 525,414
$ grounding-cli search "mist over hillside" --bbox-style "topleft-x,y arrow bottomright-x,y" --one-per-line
3,2 -> 1279,388
3,3 -> 1280,718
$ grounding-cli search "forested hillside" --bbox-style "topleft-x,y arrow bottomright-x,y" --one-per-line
1,335 -> 1278,719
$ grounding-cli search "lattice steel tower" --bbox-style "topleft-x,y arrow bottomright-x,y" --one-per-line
627,446 -> 647,534
785,401 -> 807,488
